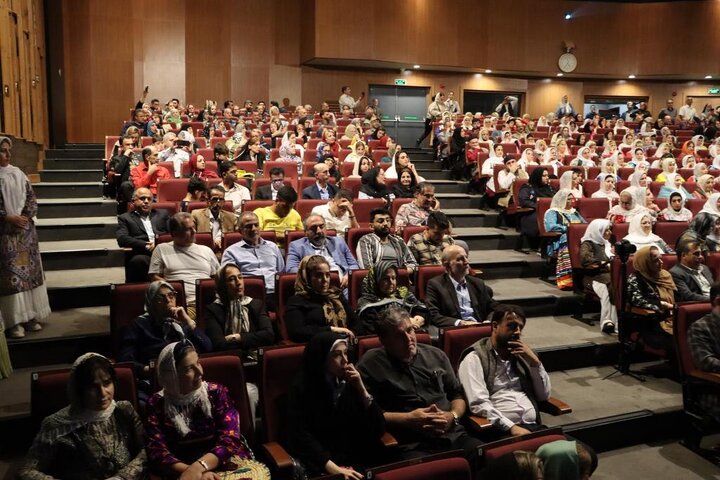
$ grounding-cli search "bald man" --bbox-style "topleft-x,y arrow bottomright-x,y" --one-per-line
302,163 -> 338,199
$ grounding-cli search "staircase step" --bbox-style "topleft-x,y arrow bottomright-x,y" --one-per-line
33,182 -> 104,199
40,238 -> 124,270
444,208 -> 499,228
45,267 -> 124,309
421,170 -> 453,180
37,198 -> 117,218
435,193 -> 483,209
41,158 -> 104,170
411,159 -> 442,171
40,169 -> 103,182
36,216 -> 117,241
470,249 -> 547,281
45,148 -> 103,159
429,180 -> 467,194
453,227 -> 520,250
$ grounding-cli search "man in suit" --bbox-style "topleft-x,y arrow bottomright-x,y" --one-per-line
286,214 -> 359,289
116,187 -> 170,282
255,166 -> 285,200
302,163 -> 338,200
191,185 -> 238,255
426,244 -> 497,327
670,240 -> 713,302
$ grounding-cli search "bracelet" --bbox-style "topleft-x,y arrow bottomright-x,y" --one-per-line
197,459 -> 210,472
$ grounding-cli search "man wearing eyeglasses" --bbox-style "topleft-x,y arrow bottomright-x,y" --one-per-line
191,186 -> 238,255
669,240 -> 713,302
394,182 -> 441,234
286,214 -> 359,291
116,187 -> 171,282
255,167 -> 285,200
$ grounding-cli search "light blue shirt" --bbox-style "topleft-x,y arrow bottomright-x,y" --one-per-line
450,275 -> 476,323
316,182 -> 330,200
221,238 -> 285,293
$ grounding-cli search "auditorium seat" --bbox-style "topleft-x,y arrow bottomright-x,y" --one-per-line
263,161 -> 299,178
186,200 -> 234,213
655,221 -> 689,250
157,178 -> 190,202
152,201 -> 179,216
577,197 -> 610,220
372,150 -> 389,164
342,177 -> 363,197
353,198 -> 387,227
401,225 -> 426,243
687,199 -> 705,216
582,179 -> 601,197
479,428 -> 567,468
415,266 -> 445,302
391,198 -> 413,219
357,333 -> 432,360
250,178 -> 296,198
234,161 -> 258,173
346,227 -> 373,258
157,232 -> 214,250
303,149 -> 317,162
341,161 -> 357,177
242,199 -> 274,212
440,324 -> 493,369
372,457 -> 471,480
302,162 -> 317,176
295,199 -> 326,219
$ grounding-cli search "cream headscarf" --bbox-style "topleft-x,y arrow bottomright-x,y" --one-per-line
0,136 -> 28,216
580,218 -> 614,260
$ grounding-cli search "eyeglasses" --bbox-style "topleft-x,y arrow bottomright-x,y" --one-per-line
209,197 -> 224,203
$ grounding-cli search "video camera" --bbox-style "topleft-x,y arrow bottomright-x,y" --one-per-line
615,240 -> 637,263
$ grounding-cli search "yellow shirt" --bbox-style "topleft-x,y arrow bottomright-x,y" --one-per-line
254,206 -> 303,245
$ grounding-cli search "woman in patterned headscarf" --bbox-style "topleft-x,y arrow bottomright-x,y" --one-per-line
285,255 -> 359,343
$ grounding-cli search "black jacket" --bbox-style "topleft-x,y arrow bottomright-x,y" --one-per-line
116,209 -> 170,254
204,299 -> 275,351
285,294 -> 358,343
426,273 -> 496,327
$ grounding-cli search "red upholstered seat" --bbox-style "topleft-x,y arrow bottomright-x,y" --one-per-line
655,221 -> 689,250
372,457 -> 471,480
186,200 -> 234,213
302,162 -> 317,176
372,150 -> 389,164
303,149 -> 317,162
391,198 -> 413,219
242,199 -> 274,212
401,225 -> 426,243
152,201 -> 179,216
480,428 -> 567,464
110,281 -> 186,358
156,232 -> 214,250
346,227 -> 373,259
105,135 -> 119,160
157,178 -> 190,202
675,303 -> 712,378
342,177 -> 363,197
353,198 -> 387,227
577,197 -> 610,220
687,199 -> 705,216
31,364 -> 138,426
295,199 -> 327,219
234,161 -> 258,173
348,268 -> 410,310
583,179 -> 601,197
440,324 -> 493,369
263,161 -> 299,178
416,266 -> 445,302
259,344 -> 305,443
357,333 -> 432,360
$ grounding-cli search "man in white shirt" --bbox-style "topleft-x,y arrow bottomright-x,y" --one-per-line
458,305 -> 551,438
310,189 -> 359,237
149,212 -> 219,319
158,132 -> 191,178
338,85 -> 364,111
678,97 -> 697,122
218,160 -> 250,213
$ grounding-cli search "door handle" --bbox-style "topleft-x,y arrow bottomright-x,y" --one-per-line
3,85 -> 9,97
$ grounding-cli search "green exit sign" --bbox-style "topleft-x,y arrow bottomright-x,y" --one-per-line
709,88 -> 720,94
394,79 -> 407,86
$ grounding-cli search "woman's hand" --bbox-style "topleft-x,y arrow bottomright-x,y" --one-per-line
326,460 -> 363,480
179,463 -> 205,480
343,363 -> 366,394
224,333 -> 241,343
411,315 -> 425,329
5,214 -> 29,229
330,326 -> 355,340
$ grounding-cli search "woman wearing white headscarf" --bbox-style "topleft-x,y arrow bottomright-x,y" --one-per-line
655,157 -> 678,183
607,187 -> 646,224
700,192 -> 720,218
595,157 -> 619,181
417,92 -> 447,146
660,190 -> 693,222
517,148 -> 538,170
592,173 -> 620,203
542,147 -> 562,176
544,189 -> 587,290
693,174 -> 716,200
571,146 -> 596,167
580,219 -> 617,334
20,353 -> 147,480
658,173 -> 692,200
623,213 -> 673,254
385,150 -> 424,182
0,136 -> 50,339
146,340 -> 259,478
709,137 -> 720,158
691,134 -> 707,151
559,169 -> 583,199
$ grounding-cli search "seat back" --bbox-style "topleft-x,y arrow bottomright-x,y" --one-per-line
186,200 -> 234,213
373,457 -> 471,480
295,199 -> 327,219
31,364 -> 137,427
480,428 -> 566,464
391,198 -> 414,219
441,325 -> 493,369
198,354 -> 255,444
687,198 -> 706,216
675,303 -> 712,377
346,227 -> 373,259
157,178 -> 190,202
401,225 -> 426,243
259,344 -> 305,442
357,333 -> 432,360
416,266 -> 446,302
342,177 -> 363,197
567,223 -> 590,270
242,200 -> 274,212
577,197 -> 610,220
263,161 -> 299,178
353,198 -> 387,227
348,268 -> 411,310
655,221 -> 689,250
537,197 -> 553,235
110,281 -> 186,358
152,201 -> 179,217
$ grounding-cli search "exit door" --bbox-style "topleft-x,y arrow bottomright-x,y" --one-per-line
369,85 -> 429,146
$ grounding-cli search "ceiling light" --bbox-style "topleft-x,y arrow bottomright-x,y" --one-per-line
706,75 -> 713,79
556,73 -> 564,77
564,12 -> 572,20
413,65 -> 420,69
485,69 -> 492,73
628,75 -> 635,79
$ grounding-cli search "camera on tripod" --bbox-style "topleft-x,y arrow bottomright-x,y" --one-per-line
615,240 -> 637,263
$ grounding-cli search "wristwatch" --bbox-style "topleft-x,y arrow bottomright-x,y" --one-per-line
451,411 -> 460,426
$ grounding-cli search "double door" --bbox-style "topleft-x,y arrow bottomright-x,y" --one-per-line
368,85 -> 429,146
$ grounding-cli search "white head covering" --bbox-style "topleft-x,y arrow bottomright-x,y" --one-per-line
573,146 -> 595,167
662,190 -> 692,222
709,138 -> 720,157
630,170 -> 647,188
700,192 -> 720,217
581,219 -> 614,259
156,341 -> 212,437
624,213 -> 662,247
549,189 -> 576,214
692,135 -> 706,149
593,173 -> 620,200
664,172 -> 680,188
0,136 -> 27,216
518,148 -> 535,168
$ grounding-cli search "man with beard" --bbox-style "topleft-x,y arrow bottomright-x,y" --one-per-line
191,186 -> 238,255
116,187 -> 170,282
356,208 -> 418,273
458,304 -> 551,439
286,214 -> 358,290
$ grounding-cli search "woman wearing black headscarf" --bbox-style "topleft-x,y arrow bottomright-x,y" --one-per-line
676,211 -> 720,252
358,167 -> 391,206
518,167 -> 556,249
286,332 -> 385,479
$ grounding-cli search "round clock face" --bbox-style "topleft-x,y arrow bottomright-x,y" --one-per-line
558,53 -> 577,73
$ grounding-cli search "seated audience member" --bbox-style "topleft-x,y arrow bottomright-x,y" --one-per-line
218,160 -> 250,213
286,332 -> 385,478
580,219 -> 618,335
607,187 -> 645,224
394,182 -> 441,232
286,214 -> 359,288
145,341 -> 257,478
385,151 -> 425,182
348,156 -> 373,179
109,135 -> 140,210
204,263 -> 274,353
149,212 -> 220,319
254,185 -> 303,246
458,305 -> 551,438
159,132 -> 192,178
191,185 -> 238,254
237,137 -> 266,172
426,245 -> 497,327
303,163 -> 338,200
19,353 -> 147,480
518,167 -> 556,250
677,212 -> 720,253
484,440 -> 596,480
544,189 -> 587,290
358,167 -> 392,204
357,306 -> 482,464
623,213 -> 673,254
221,212 -> 285,310
407,211 -> 455,265
322,154 -> 343,184
626,246 -> 676,352
660,190 -> 693,222
285,255 -> 358,343
310,189 -> 360,237
255,167 -> 285,200
119,281 -> 211,377
356,208 -> 418,273
357,261 -> 428,335
391,167 -> 418,199
658,173 -> 692,200
687,283 -> 720,422
692,174 -> 715,200
180,176 -> 208,212
126,146 -> 171,200
669,240 -> 712,302
116,187 -> 170,282
188,154 -> 219,180
592,173 -> 620,203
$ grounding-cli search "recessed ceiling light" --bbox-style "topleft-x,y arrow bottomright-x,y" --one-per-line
474,73 -> 482,78
706,75 -> 713,79
564,12 -> 572,20
485,69 -> 492,73
413,65 -> 420,69
556,73 -> 564,77
628,75 -> 636,79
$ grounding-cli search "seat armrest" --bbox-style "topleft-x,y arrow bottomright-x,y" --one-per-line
689,369 -> 720,385
259,441 -> 294,471
467,415 -> 492,432
540,397 -> 572,415
381,432 -> 398,448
